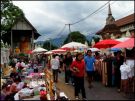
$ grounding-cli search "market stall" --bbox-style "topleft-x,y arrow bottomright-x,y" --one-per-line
14,72 -> 46,100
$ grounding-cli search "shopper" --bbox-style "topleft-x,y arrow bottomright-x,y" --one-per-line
51,54 -> 60,83
63,52 -> 73,84
113,51 -> 124,92
84,50 -> 96,88
70,53 -> 87,100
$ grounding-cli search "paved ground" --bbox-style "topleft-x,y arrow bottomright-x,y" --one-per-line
56,72 -> 134,100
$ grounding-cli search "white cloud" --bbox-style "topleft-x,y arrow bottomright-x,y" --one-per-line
13,1 -> 134,39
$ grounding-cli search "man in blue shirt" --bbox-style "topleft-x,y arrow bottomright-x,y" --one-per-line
84,50 -> 95,89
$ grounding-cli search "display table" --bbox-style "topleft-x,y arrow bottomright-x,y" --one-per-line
15,72 -> 46,100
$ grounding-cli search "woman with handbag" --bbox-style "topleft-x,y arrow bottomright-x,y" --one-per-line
70,53 -> 87,100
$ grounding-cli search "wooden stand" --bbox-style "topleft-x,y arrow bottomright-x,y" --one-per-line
102,61 -> 108,86
44,69 -> 54,100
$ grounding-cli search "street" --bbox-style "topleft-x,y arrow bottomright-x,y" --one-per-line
56,72 -> 133,100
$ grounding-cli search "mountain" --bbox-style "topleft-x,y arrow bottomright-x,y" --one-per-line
35,33 -> 99,47
51,34 -> 94,47
51,35 -> 67,47
35,35 -> 68,47
85,33 -> 100,42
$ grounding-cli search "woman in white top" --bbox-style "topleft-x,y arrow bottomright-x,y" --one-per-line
120,62 -> 130,94
51,54 -> 60,83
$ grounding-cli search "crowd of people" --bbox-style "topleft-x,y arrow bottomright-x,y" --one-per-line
49,49 -> 134,100
1,47 -> 134,100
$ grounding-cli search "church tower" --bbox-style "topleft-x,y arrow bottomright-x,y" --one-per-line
106,3 -> 115,25
99,2 -> 122,39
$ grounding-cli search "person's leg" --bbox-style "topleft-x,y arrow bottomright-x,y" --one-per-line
71,73 -> 75,85
80,77 -> 86,99
87,71 -> 92,88
118,72 -> 121,91
74,76 -> 79,98
125,79 -> 128,94
52,69 -> 55,82
66,69 -> 70,83
68,70 -> 72,84
91,71 -> 94,82
54,70 -> 57,82
87,71 -> 91,87
55,69 -> 58,82
115,71 -> 121,92
65,69 -> 69,83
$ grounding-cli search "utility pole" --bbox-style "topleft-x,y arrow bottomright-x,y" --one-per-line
65,24 -> 72,42
49,38 -> 51,51
65,24 -> 71,33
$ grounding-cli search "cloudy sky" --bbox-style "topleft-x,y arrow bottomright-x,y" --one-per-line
13,1 -> 134,41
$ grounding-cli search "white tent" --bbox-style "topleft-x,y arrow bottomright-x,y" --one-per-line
32,47 -> 48,53
61,41 -> 88,49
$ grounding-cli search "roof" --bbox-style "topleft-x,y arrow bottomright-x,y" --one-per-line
96,13 -> 134,35
96,29 -> 103,35
102,24 -> 121,34
114,13 -> 134,27
11,16 -> 41,37
96,24 -> 121,35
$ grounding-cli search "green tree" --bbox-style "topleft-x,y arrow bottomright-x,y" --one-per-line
92,36 -> 100,43
1,0 -> 24,35
43,41 -> 58,50
64,31 -> 86,44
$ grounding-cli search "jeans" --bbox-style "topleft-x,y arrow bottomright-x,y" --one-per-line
52,69 -> 58,82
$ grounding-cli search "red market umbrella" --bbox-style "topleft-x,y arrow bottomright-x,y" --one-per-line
111,38 -> 135,48
93,39 -> 121,49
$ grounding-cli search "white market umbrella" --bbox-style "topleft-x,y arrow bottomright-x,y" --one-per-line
44,51 -> 53,54
88,48 -> 100,52
52,49 -> 66,53
61,41 -> 88,49
115,37 -> 130,42
32,47 -> 48,53
74,50 -> 80,52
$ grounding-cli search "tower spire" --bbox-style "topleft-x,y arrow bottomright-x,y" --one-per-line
108,3 -> 112,15
106,2 -> 115,25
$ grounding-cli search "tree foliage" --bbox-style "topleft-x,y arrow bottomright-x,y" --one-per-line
1,0 -> 24,35
92,36 -> 100,43
64,31 -> 86,44
43,41 -> 58,51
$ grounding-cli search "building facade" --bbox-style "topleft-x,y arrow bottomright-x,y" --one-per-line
2,16 -> 40,54
96,3 -> 134,39
114,13 -> 134,38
